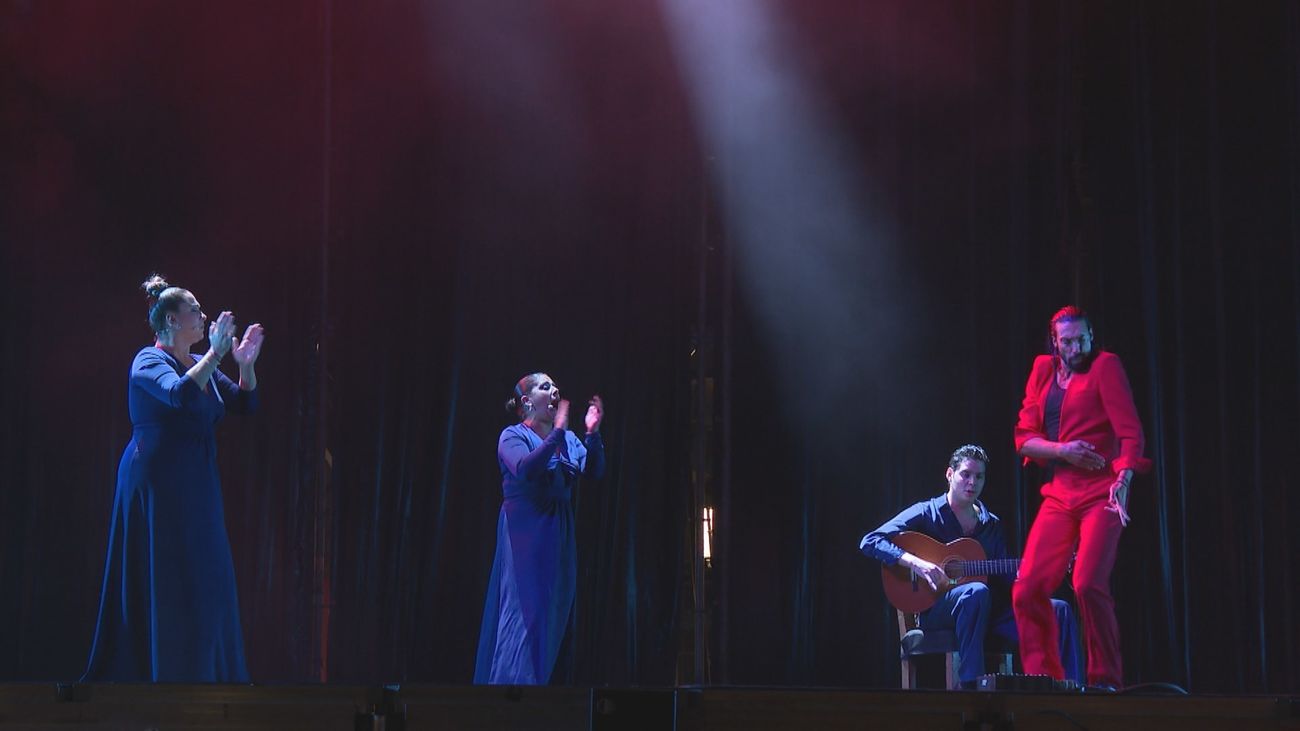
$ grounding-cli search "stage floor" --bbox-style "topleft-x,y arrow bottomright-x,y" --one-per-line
0,683 -> 1293,730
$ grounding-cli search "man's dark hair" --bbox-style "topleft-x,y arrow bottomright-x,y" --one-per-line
949,444 -> 989,470
1047,305 -> 1093,354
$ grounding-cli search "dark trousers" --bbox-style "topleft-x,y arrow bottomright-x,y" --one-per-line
923,581 -> 1082,684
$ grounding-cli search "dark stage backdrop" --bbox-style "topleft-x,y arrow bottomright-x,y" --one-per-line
0,1 -> 1296,694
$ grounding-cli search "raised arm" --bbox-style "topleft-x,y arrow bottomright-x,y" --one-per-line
499,428 -> 565,480
214,368 -> 259,415
130,350 -> 208,409
582,395 -> 605,478
230,323 -> 264,392
130,311 -> 229,406
582,432 -> 605,479
180,310 -> 236,392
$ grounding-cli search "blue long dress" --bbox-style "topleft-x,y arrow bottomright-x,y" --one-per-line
474,423 -> 605,684
83,346 -> 256,682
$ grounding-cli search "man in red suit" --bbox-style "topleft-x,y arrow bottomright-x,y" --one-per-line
1012,306 -> 1151,690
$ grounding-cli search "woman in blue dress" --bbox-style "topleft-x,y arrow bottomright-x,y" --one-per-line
475,373 -> 605,685
83,275 -> 264,682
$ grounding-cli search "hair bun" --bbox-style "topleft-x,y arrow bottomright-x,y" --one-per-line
142,274 -> 170,300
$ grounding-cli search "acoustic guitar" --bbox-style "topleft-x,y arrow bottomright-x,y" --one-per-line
881,531 -> 1020,613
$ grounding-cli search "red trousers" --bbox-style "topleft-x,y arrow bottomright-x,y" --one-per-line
1012,474 -> 1124,686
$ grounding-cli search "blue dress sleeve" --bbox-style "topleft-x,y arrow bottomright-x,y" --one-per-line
214,369 -> 259,414
130,349 -> 205,409
499,427 -> 565,480
582,432 -> 605,479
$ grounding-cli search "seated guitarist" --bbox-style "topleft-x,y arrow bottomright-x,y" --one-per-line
859,444 -> 1082,689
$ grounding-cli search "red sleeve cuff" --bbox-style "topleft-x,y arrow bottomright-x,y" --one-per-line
1112,456 -> 1153,475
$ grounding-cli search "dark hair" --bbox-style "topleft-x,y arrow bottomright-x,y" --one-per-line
142,274 -> 188,334
504,372 -> 547,418
1046,305 -> 1094,355
948,444 -> 989,471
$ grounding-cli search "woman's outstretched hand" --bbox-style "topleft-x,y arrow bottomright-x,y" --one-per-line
208,312 -> 236,357
553,399 -> 570,431
232,323 -> 265,366
585,395 -> 604,434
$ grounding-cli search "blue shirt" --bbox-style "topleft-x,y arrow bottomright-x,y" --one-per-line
859,494 -> 1009,566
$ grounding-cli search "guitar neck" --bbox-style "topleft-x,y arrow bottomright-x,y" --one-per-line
960,559 -> 1020,576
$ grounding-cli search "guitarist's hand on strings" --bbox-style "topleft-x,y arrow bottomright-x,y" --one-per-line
900,553 -> 949,592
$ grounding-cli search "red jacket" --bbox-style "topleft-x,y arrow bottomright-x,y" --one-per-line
1015,351 -> 1152,480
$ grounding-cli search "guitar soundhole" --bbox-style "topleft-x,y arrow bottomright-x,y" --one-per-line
944,559 -> 964,581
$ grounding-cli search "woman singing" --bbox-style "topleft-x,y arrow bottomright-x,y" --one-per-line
83,275 -> 264,682
474,373 -> 605,685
